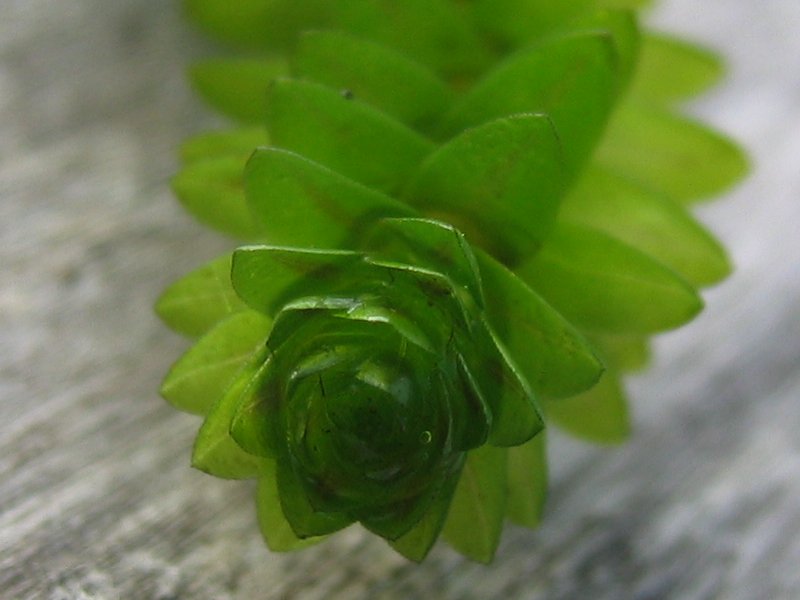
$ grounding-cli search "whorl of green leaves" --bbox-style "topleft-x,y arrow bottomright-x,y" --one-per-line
157,0 -> 747,562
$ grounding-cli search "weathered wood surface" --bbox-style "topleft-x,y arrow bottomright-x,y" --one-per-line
1,1 -> 799,598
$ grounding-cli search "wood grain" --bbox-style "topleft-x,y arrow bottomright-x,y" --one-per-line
1,1 -> 799,598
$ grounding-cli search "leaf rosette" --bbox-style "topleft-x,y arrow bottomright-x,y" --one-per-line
161,217 -> 579,559
158,0 -> 748,562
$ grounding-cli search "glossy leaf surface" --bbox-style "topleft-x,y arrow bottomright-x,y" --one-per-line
477,250 -> 604,399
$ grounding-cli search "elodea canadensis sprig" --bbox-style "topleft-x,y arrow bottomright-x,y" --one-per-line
156,0 -> 747,562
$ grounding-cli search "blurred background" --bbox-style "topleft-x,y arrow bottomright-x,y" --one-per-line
1,1 -> 799,598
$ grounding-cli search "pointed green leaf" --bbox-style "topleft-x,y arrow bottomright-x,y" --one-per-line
506,432 -> 547,528
292,30 -> 453,132
560,166 -> 731,286
404,114 -> 566,265
465,325 -> 544,447
573,9 -> 640,88
231,246 -> 362,316
190,58 -> 288,123
331,0 -> 491,78
265,78 -> 434,194
184,0 -> 333,51
244,148 -> 414,248
476,250 -> 603,399
161,310 -> 272,415
359,483 -> 447,543
389,463 -> 463,562
443,32 -> 618,175
516,223 -> 703,333
276,455 -> 353,538
156,254 -> 245,337
545,370 -> 631,443
630,33 -> 724,103
191,355 -> 270,479
480,332 -> 544,447
179,127 -> 267,165
443,445 -> 508,563
256,460 -> 327,551
361,218 -> 484,307
470,0 -> 594,48
172,155 -> 263,239
596,102 -> 749,203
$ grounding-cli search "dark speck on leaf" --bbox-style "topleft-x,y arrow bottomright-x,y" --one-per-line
341,89 -> 355,100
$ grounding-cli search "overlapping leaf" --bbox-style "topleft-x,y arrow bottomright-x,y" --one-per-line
160,0 -> 746,563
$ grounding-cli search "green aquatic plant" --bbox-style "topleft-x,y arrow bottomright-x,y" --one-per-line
157,0 -> 747,562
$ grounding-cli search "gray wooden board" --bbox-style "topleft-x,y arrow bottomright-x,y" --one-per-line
1,1 -> 799,598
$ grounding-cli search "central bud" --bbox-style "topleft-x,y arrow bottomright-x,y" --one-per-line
283,339 -> 448,512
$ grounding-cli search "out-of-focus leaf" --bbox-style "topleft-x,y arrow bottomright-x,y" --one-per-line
506,432 -> 547,527
265,78 -> 434,194
516,223 -> 703,333
184,0 -> 333,52
443,445 -> 507,563
292,30 -> 452,132
161,310 -> 271,416
471,0 -> 593,48
561,166 -> 731,286
598,0 -> 652,7
476,250 -> 604,399
630,33 -> 723,103
593,334 -> 650,373
244,148 -> 414,248
190,58 -> 287,123
596,102 -> 749,203
256,460 -> 327,551
574,9 -> 640,88
155,254 -> 245,337
545,370 -> 631,443
179,128 -> 267,165
443,32 -> 618,175
172,156 -> 263,239
404,115 -> 566,265
331,0 -> 492,79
